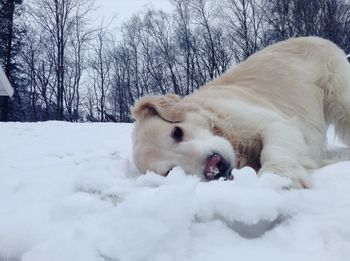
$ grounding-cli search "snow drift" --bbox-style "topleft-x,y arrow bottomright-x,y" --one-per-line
1,122 -> 350,261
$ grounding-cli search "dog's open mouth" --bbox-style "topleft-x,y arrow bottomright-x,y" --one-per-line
204,153 -> 233,181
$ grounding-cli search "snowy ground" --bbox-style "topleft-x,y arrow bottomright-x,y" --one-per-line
1,122 -> 350,261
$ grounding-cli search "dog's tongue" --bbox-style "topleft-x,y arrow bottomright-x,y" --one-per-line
205,154 -> 222,180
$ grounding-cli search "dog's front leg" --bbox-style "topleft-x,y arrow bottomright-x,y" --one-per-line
258,122 -> 316,189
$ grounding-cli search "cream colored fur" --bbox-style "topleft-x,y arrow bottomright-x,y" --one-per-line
132,37 -> 350,188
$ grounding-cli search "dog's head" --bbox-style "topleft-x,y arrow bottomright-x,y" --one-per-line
132,94 -> 235,181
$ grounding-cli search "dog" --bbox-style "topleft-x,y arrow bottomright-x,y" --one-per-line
131,37 -> 350,188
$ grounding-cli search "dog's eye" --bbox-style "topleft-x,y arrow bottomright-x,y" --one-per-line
171,126 -> 183,142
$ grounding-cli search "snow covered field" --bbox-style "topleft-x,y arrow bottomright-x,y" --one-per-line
1,122 -> 350,261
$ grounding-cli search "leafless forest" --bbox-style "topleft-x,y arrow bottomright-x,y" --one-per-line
1,0 -> 350,122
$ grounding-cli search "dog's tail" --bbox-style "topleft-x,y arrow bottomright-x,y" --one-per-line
324,51 -> 350,146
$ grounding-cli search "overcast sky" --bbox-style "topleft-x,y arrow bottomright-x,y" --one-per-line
93,0 -> 173,28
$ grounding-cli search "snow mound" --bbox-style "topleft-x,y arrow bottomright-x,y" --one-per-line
1,122 -> 350,261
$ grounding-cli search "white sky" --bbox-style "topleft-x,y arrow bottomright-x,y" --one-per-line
93,0 -> 173,28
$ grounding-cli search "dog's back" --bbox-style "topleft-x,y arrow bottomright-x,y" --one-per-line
205,37 -> 350,149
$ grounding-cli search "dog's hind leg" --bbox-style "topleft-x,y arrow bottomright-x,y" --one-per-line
323,50 -> 350,146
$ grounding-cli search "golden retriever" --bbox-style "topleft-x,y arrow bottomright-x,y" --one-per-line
131,37 -> 350,188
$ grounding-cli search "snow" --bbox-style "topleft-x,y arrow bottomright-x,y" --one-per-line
1,122 -> 350,261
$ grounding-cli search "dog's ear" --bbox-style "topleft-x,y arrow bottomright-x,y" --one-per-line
132,94 -> 185,122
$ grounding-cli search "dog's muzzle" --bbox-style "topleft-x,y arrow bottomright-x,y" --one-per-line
204,153 -> 233,181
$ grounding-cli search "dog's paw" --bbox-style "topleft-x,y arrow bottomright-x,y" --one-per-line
285,176 -> 311,189
258,164 -> 311,189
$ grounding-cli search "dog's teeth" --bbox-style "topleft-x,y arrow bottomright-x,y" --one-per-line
213,168 -> 219,176
208,167 -> 220,176
213,168 -> 220,175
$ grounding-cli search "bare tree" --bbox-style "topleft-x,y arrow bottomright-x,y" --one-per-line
87,26 -> 112,122
121,15 -> 144,100
109,44 -> 132,122
63,8 -> 94,121
28,0 -> 94,120
319,0 -> 350,52
262,0 -> 295,41
17,0 -> 350,123
190,0 -> 220,79
144,9 -> 182,95
222,0 -> 265,61
172,0 -> 197,94
262,0 -> 350,50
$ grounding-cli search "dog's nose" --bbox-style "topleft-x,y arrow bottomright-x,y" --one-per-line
204,153 -> 233,181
